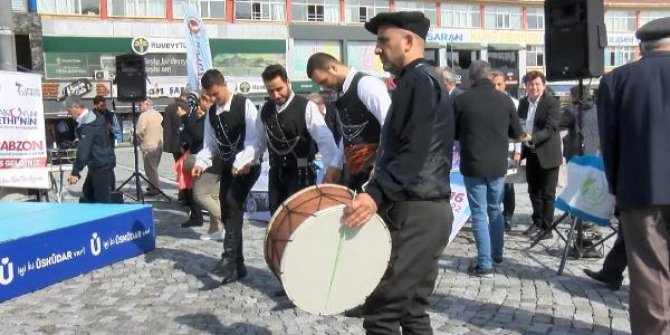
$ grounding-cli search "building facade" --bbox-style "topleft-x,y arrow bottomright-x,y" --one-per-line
9,0 -> 670,116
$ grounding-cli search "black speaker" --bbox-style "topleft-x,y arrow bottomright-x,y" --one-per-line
545,0 -> 607,80
115,54 -> 146,102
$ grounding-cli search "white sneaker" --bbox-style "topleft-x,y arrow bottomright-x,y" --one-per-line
200,230 -> 224,241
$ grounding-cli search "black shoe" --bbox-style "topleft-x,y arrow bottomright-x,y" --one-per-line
523,225 -> 540,236
493,256 -> 503,265
273,289 -> 287,297
237,262 -> 247,279
210,257 -> 240,284
467,265 -> 493,278
180,220 -> 203,228
344,305 -> 364,318
532,230 -> 553,241
504,217 -> 513,232
583,269 -> 622,290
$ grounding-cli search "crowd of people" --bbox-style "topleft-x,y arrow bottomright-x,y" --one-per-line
59,12 -> 670,335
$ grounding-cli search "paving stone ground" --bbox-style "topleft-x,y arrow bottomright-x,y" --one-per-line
0,147 -> 630,334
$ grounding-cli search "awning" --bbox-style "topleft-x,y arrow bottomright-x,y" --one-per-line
487,43 -> 525,51
444,42 -> 486,51
43,97 -> 177,119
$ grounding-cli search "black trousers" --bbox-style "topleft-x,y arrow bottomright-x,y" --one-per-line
601,225 -> 627,282
525,153 -> 559,229
219,163 -> 261,259
503,183 -> 515,220
363,200 -> 453,335
82,168 -> 113,203
268,166 -> 316,215
183,189 -> 204,223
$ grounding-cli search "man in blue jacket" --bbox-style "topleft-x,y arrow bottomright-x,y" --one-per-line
597,17 -> 670,334
65,96 -> 116,203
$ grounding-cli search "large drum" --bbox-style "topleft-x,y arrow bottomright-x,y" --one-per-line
265,184 -> 392,315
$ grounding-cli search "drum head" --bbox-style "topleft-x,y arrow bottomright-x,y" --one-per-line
280,205 -> 391,316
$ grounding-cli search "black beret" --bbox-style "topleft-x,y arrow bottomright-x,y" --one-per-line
364,11 -> 430,40
636,17 -> 670,42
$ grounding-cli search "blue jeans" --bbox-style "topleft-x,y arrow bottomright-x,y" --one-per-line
464,176 -> 506,269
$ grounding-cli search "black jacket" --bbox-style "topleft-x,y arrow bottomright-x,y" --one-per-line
365,59 -> 454,204
598,51 -> 670,208
163,98 -> 189,154
454,78 -> 523,177
518,93 -> 562,169
71,111 -> 116,177
180,113 -> 205,154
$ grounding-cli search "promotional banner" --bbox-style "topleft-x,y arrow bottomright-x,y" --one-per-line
0,71 -> 49,189
555,155 -> 615,226
0,203 -> 155,302
183,4 -> 213,92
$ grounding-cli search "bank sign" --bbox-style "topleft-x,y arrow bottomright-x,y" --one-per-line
132,36 -> 187,55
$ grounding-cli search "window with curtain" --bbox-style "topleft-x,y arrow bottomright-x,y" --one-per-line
345,0 -> 389,23
37,0 -> 101,15
604,46 -> 635,67
485,6 -> 522,30
394,1 -> 437,26
235,0 -> 286,21
173,0 -> 225,19
526,7 -> 544,30
640,11 -> 670,26
292,0 -> 339,23
441,3 -> 480,28
605,10 -> 636,32
107,0 -> 166,18
526,45 -> 544,67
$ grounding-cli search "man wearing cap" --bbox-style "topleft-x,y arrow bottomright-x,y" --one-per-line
597,17 -> 670,334
344,11 -> 454,334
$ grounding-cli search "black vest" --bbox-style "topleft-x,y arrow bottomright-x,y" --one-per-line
208,94 -> 247,162
261,94 -> 315,168
334,72 -> 382,146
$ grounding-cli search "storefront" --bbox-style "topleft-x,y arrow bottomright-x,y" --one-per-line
41,35 -> 286,142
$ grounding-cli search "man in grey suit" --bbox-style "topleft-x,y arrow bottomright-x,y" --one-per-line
597,17 -> 670,334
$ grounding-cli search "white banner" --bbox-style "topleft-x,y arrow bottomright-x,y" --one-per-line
0,71 -> 49,189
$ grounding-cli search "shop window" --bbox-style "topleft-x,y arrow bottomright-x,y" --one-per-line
345,0 -> 389,23
292,0 -> 338,23
12,0 -> 28,12
173,0 -> 225,19
107,0 -> 166,18
485,6 -> 522,30
441,4 -> 480,28
37,0 -> 100,15
235,0 -> 285,21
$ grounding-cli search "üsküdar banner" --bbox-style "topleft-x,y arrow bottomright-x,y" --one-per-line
0,71 -> 49,189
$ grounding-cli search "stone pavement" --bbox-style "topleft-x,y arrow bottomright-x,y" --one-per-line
0,147 -> 631,334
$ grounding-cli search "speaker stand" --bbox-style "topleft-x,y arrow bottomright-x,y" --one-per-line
116,101 -> 171,204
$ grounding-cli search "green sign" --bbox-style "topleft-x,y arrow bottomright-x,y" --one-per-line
292,81 -> 320,93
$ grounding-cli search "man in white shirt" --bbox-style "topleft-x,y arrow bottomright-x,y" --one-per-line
258,64 -> 342,214
192,69 -> 263,285
517,71 -> 562,239
306,52 -> 391,191
491,70 -> 521,230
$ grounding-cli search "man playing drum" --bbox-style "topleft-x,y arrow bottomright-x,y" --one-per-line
257,64 -> 342,214
192,69 -> 263,284
306,53 -> 391,191
345,12 -> 455,334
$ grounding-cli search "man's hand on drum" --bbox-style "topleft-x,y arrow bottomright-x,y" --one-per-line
344,193 -> 377,227
232,164 -> 251,176
323,167 -> 342,184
